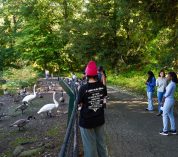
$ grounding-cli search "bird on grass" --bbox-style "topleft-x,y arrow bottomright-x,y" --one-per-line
0,102 -> 4,106
10,116 -> 36,131
22,84 -> 37,105
0,113 -> 8,120
59,90 -> 65,103
15,103 -> 28,114
3,88 -> 9,95
37,92 -> 59,117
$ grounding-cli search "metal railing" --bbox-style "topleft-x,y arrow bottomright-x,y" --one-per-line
58,78 -> 79,157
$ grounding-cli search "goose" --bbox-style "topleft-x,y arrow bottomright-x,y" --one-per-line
37,92 -> 59,117
10,116 -> 35,131
0,102 -> 4,106
0,113 -> 8,120
13,93 -> 22,103
22,84 -> 37,105
19,87 -> 30,97
38,92 -> 43,98
59,90 -> 65,103
15,103 -> 28,114
3,88 -> 9,95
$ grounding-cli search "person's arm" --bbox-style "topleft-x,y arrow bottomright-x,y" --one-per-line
156,79 -> 159,87
102,74 -> 106,86
103,85 -> 107,108
77,86 -> 85,107
161,84 -> 173,106
147,77 -> 156,87
103,85 -> 107,97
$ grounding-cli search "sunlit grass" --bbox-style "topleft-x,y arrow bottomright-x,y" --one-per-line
108,71 -> 178,99
0,66 -> 39,93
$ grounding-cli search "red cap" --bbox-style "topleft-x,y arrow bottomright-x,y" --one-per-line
85,61 -> 98,76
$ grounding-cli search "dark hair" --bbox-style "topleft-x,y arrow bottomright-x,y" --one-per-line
147,71 -> 155,82
98,66 -> 107,77
87,75 -> 98,80
98,66 -> 104,72
158,70 -> 166,77
168,72 -> 178,83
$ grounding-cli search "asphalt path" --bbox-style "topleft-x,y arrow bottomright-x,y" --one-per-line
105,86 -> 178,157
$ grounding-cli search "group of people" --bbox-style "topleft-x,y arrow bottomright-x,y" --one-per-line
77,60 -> 177,157
146,70 -> 178,136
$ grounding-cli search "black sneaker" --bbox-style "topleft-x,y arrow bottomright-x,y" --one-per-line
159,130 -> 168,136
156,111 -> 163,116
169,130 -> 177,135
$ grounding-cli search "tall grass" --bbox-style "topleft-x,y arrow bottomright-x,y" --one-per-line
107,70 -> 178,99
1,66 -> 39,93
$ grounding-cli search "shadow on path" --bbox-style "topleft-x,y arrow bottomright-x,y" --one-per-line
105,87 -> 178,157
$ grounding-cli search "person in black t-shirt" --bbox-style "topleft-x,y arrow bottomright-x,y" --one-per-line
77,61 -> 108,157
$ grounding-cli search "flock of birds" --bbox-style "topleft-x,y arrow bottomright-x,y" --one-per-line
0,81 -> 66,131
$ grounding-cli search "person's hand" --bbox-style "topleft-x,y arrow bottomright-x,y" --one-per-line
78,106 -> 82,111
160,106 -> 164,111
78,104 -> 82,111
161,97 -> 166,106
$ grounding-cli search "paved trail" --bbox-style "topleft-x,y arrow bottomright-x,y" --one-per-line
105,87 -> 178,157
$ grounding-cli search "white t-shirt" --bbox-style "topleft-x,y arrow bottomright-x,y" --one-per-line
72,74 -> 77,80
156,77 -> 167,92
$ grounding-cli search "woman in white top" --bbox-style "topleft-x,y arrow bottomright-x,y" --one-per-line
159,72 -> 177,136
156,70 -> 167,116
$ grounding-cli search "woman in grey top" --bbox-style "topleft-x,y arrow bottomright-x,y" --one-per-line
156,70 -> 167,116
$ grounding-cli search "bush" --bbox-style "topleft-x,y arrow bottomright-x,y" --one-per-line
1,66 -> 39,93
108,70 -> 178,100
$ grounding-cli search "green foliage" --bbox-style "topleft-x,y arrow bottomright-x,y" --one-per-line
46,127 -> 59,137
108,70 -> 178,100
10,136 -> 37,147
2,66 -> 38,91
0,0 -> 177,73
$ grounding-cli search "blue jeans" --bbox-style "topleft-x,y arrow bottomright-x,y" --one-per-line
147,92 -> 154,111
157,92 -> 164,112
80,125 -> 108,157
162,99 -> 176,132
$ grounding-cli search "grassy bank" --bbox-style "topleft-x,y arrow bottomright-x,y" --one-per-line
107,71 -> 178,100
0,66 -> 39,94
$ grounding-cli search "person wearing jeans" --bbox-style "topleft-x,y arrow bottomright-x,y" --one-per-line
145,71 -> 156,111
156,70 -> 167,116
80,125 -> 107,157
160,72 -> 177,136
77,61 -> 108,157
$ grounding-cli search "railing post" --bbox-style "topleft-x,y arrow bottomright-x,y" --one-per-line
58,78 -> 79,157
58,78 -> 75,124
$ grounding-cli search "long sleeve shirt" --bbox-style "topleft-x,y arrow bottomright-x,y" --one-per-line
146,77 -> 156,92
156,77 -> 167,92
164,81 -> 176,99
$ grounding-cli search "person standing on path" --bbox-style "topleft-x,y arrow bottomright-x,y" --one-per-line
145,71 -> 156,111
159,72 -> 178,136
156,70 -> 168,116
98,66 -> 107,86
72,72 -> 77,82
77,61 -> 108,157
98,66 -> 109,103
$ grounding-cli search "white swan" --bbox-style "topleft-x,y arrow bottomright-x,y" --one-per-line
22,84 -> 37,104
37,92 -> 59,117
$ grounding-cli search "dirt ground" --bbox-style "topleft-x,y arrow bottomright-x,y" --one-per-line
0,78 -> 69,157
1,80 -> 178,157
105,86 -> 178,157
